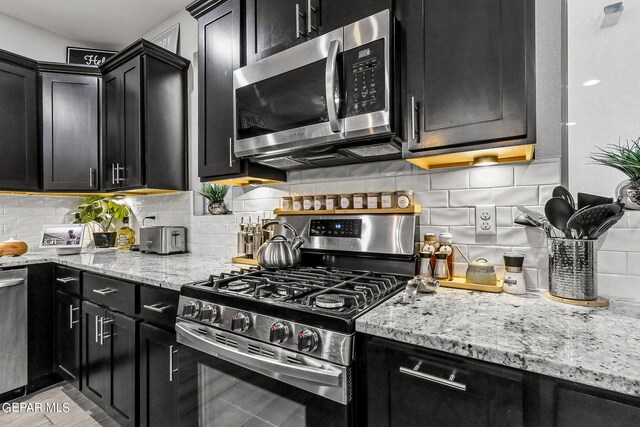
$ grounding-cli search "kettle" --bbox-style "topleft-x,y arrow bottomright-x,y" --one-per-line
255,221 -> 305,269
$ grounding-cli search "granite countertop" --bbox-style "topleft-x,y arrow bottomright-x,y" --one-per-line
356,288 -> 640,398
0,250 -> 241,290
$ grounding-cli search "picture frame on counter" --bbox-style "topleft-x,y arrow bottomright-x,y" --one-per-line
150,23 -> 180,54
66,47 -> 117,66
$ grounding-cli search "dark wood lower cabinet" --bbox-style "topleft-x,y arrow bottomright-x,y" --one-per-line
82,301 -> 109,407
55,291 -> 81,389
139,323 -> 178,427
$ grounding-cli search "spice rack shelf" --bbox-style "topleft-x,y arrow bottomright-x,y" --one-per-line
274,205 -> 422,216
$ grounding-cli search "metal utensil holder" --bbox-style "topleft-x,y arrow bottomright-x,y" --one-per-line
548,238 -> 597,300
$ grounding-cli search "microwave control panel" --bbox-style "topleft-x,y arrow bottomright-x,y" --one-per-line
309,219 -> 362,238
344,39 -> 386,117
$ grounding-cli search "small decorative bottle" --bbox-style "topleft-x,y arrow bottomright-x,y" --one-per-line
117,217 -> 136,250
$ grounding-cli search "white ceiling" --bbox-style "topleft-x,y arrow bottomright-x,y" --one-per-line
0,0 -> 192,50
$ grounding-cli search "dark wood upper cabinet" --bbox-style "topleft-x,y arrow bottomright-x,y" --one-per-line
0,50 -> 39,191
100,40 -> 189,192
40,64 -> 100,191
402,0 -> 535,156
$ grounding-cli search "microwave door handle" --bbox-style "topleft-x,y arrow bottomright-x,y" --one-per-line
325,39 -> 341,133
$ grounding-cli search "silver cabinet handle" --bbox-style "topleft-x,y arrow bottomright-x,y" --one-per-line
325,39 -> 341,133
69,305 -> 80,329
115,163 -> 120,184
411,96 -> 418,140
169,345 -> 178,382
118,164 -> 126,183
111,163 -> 116,185
399,366 -> 467,392
307,0 -> 316,34
89,167 -> 95,188
176,322 -> 342,387
296,3 -> 303,38
56,277 -> 76,284
100,317 -> 114,345
229,137 -> 233,167
92,288 -> 117,296
95,315 -> 100,343
0,278 -> 24,289
143,303 -> 172,313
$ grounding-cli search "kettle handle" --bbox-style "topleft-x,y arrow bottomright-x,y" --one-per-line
262,221 -> 301,238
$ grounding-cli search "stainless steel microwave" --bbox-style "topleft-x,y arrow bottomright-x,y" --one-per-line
233,10 -> 399,169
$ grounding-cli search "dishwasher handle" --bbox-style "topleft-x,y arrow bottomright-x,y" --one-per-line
0,278 -> 24,289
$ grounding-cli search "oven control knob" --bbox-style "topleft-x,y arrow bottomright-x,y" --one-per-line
269,322 -> 291,344
297,329 -> 319,352
200,304 -> 219,324
182,300 -> 201,318
231,312 -> 252,332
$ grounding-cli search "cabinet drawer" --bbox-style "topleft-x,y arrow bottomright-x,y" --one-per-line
139,286 -> 179,330
56,266 -> 81,295
83,273 -> 138,316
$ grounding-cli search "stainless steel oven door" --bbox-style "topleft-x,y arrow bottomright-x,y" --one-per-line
176,321 -> 352,426
233,28 -> 345,158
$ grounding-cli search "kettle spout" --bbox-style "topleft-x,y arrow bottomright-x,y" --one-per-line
292,237 -> 305,250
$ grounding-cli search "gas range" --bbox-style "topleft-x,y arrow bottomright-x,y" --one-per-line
175,213 -> 417,406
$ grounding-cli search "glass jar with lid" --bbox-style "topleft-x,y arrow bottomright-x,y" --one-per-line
380,191 -> 396,208
303,195 -> 314,210
292,195 -> 303,211
313,195 -> 326,210
367,192 -> 380,209
325,194 -> 338,210
339,194 -> 353,209
396,190 -> 414,209
353,193 -> 366,209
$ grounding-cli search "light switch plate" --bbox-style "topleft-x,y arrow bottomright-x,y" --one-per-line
475,205 -> 496,236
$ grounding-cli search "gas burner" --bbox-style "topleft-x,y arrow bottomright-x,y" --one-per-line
315,294 -> 346,309
227,279 -> 251,292
276,285 -> 290,296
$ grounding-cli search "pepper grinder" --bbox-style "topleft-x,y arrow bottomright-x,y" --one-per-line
503,252 -> 526,295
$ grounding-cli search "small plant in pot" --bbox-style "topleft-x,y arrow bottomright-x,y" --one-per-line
590,137 -> 640,207
73,196 -> 131,248
200,183 -> 230,215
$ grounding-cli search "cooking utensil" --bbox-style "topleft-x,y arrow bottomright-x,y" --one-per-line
577,193 -> 613,210
587,211 -> 624,239
545,197 -> 574,238
566,203 -> 622,239
552,186 -> 575,210
516,206 -> 555,237
255,221 -> 305,269
514,214 -> 538,227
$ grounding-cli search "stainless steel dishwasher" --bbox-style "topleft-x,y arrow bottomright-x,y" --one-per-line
0,268 -> 27,395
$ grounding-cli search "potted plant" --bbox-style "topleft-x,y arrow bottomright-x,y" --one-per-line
591,137 -> 640,206
73,196 -> 131,248
200,183 -> 230,215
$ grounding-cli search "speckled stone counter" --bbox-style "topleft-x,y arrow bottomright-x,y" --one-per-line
356,288 -> 640,398
0,250 -> 240,290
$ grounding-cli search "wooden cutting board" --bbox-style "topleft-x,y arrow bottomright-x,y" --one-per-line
0,240 -> 28,256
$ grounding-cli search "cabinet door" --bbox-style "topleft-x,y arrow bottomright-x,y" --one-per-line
198,0 -> 243,177
246,0 -> 305,63
121,57 -> 143,189
317,0 -> 388,35
102,69 -> 121,190
365,338 -> 524,427
139,323 -> 178,427
42,73 -> 99,191
82,301 -> 108,407
553,384 -> 640,427
105,310 -> 138,427
0,61 -> 38,190
55,291 -> 81,389
407,0 -> 531,152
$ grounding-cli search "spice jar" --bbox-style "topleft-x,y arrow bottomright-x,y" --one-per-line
381,191 -> 396,208
281,196 -> 293,211
396,190 -> 414,209
325,194 -> 338,210
292,195 -> 303,211
339,194 -> 353,209
367,192 -> 380,209
313,195 -> 326,210
303,195 -> 314,210
353,193 -> 366,209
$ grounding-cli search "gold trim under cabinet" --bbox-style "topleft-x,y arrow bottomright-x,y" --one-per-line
274,205 -> 422,216
406,144 -> 535,170
0,189 -> 182,198
208,176 -> 285,187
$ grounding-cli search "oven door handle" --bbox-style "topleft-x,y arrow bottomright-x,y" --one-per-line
325,39 -> 342,133
176,322 -> 342,387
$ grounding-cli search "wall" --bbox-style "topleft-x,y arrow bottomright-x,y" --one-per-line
0,12 -> 88,61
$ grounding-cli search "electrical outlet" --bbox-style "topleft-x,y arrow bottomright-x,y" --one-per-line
475,205 -> 496,236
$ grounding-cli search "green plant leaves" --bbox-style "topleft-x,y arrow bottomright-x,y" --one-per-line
590,137 -> 640,182
199,183 -> 230,203
72,196 -> 131,231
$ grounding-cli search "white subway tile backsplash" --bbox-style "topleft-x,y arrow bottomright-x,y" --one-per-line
430,208 -> 469,226
449,226 -> 492,245
468,246 -> 510,266
538,185 -> 556,206
431,169 -> 469,190
313,181 -> 339,195
627,211 -> 640,228
363,177 -> 396,192
497,207 -> 514,227
598,251 -> 627,275
395,175 -> 430,191
523,268 -> 539,290
414,191 -> 448,208
538,269 -> 550,290
513,246 -> 548,269
322,166 -> 350,180
598,274 -> 640,299
378,160 -> 412,176
514,161 -> 560,186
627,253 -> 640,276
491,186 -> 539,206
449,189 -> 492,207
469,165 -> 513,188
600,229 -> 640,252
495,227 -> 543,247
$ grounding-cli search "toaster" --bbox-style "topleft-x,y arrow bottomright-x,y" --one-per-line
139,226 -> 187,254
